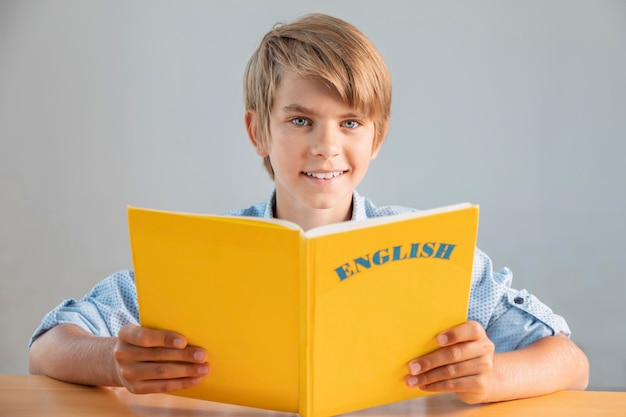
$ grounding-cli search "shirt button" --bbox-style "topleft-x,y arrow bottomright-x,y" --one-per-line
514,296 -> 525,305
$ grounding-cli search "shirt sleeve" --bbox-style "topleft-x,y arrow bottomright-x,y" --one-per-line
467,249 -> 571,352
28,270 -> 140,348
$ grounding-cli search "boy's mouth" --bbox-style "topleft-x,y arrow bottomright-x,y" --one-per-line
304,171 -> 345,179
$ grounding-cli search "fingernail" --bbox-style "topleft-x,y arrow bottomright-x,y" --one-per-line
193,350 -> 205,362
409,362 -> 421,374
437,334 -> 448,345
197,364 -> 210,375
173,337 -> 185,349
406,375 -> 419,387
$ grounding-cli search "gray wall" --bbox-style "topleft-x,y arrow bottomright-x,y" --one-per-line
1,0 -> 625,391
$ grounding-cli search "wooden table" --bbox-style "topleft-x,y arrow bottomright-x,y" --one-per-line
1,374 -> 624,417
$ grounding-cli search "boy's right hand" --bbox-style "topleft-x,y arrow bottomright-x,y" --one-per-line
114,324 -> 210,394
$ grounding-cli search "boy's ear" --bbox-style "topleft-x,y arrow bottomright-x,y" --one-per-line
245,110 -> 269,157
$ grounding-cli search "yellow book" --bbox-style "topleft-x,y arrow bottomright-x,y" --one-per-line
128,202 -> 479,417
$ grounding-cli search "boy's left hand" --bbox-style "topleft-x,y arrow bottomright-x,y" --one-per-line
405,320 -> 495,404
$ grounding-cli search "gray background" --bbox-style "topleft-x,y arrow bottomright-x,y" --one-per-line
1,0 -> 625,391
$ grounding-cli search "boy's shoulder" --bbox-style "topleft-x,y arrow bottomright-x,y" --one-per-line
354,191 -> 418,220
221,202 -> 271,218
221,193 -> 275,218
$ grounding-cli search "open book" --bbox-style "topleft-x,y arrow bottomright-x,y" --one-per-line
128,202 -> 479,417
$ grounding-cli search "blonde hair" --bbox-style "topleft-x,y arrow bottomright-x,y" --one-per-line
243,13 -> 392,178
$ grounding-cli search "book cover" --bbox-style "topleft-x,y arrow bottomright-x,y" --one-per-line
128,202 -> 479,417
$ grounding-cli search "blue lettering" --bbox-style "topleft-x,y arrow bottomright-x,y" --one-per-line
434,243 -> 456,259
372,248 -> 390,265
334,241 -> 458,281
354,255 -> 372,273
335,263 -> 354,280
392,245 -> 407,261
420,242 -> 435,258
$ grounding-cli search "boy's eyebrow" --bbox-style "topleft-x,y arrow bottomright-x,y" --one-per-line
282,104 -> 363,119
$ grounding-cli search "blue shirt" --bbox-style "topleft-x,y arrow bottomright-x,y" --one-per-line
30,191 -> 570,352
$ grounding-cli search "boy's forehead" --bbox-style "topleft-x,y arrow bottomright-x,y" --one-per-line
276,71 -> 336,95
273,72 -> 362,114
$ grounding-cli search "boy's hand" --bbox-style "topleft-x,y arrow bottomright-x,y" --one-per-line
405,320 -> 495,404
114,324 -> 210,394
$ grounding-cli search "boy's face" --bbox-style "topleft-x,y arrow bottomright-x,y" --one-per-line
246,71 -> 380,225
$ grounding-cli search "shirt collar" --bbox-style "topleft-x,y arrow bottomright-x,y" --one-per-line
264,190 -> 277,219
351,190 -> 367,221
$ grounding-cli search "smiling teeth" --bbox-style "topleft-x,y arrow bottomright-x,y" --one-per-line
306,171 -> 343,179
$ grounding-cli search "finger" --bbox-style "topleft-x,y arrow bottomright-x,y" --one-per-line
406,357 -> 490,388
119,361 -> 210,385
410,373 -> 484,394
119,324 -> 187,349
409,341 -> 475,375
125,375 -> 206,395
408,337 -> 493,376
115,343 -> 207,364
437,320 -> 485,347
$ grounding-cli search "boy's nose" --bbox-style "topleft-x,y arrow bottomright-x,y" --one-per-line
310,126 -> 341,158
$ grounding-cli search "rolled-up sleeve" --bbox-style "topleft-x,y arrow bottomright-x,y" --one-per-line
29,270 -> 140,348
468,249 -> 571,353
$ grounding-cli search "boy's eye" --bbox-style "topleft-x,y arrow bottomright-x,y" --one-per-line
291,117 -> 310,127
342,120 -> 359,129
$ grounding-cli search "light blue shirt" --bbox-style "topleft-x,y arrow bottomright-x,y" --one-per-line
30,191 -> 570,352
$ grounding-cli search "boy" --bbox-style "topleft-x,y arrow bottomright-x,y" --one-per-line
29,13 -> 588,405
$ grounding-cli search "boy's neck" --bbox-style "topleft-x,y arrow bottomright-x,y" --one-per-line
273,193 -> 353,232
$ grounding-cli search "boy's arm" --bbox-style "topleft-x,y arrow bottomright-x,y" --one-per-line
29,323 -> 210,393
405,320 -> 589,404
